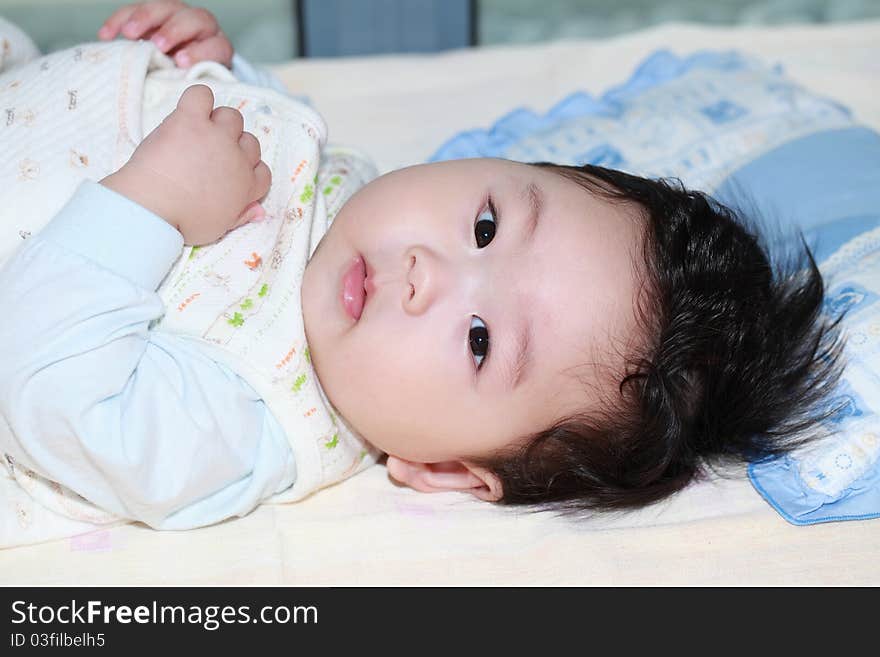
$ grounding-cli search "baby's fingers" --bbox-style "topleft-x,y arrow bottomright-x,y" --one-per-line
100,1 -> 181,41
238,132 -> 262,168
98,3 -> 139,40
232,201 -> 266,230
231,159 -> 272,232
173,34 -> 234,69
211,106 -> 244,138
253,161 -> 272,201
176,84 -> 215,117
150,7 -> 221,55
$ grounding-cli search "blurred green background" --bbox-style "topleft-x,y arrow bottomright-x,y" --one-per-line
2,0 -> 879,63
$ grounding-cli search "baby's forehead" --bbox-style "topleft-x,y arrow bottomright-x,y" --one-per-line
498,209 -> 646,411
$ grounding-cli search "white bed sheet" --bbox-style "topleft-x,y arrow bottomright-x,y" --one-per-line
2,19 -> 879,585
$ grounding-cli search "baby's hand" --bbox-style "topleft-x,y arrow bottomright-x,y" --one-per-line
101,85 -> 271,246
98,0 -> 233,69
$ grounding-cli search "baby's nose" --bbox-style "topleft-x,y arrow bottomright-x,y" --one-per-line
402,246 -> 441,315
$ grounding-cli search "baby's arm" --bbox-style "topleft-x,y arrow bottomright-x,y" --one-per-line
0,183 -> 294,529
0,88 -> 288,530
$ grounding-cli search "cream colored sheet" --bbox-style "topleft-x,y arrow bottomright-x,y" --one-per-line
2,19 -> 879,585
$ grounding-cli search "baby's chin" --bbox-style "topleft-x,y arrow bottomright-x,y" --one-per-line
300,336 -> 389,453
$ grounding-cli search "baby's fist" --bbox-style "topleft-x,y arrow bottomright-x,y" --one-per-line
102,85 -> 271,245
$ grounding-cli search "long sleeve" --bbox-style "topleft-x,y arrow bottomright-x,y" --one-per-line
231,53 -> 291,95
0,181 -> 296,530
231,53 -> 313,107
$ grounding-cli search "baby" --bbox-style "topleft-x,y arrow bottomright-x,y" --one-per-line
0,1 -> 845,533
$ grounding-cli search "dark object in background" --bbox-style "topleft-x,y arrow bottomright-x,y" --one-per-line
297,0 -> 476,57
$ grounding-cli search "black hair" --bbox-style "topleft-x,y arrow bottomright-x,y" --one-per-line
470,162 -> 847,514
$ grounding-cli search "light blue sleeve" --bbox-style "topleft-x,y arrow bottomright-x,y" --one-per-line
231,53 -> 313,106
231,53 -> 290,95
0,181 -> 296,530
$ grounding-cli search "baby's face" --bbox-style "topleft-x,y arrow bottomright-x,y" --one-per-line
301,158 -> 642,465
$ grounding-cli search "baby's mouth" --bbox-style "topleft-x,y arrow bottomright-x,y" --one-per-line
341,255 -> 367,321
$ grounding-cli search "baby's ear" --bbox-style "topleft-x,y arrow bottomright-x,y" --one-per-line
385,456 -> 503,502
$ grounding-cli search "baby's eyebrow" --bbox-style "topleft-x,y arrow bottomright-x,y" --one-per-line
508,319 -> 533,391
520,181 -> 543,246
505,180 -> 544,391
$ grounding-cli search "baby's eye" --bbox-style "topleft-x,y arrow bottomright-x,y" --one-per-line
474,200 -> 497,248
469,316 -> 490,370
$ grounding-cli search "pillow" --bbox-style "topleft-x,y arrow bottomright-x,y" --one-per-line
748,226 -> 880,525
429,49 -> 856,194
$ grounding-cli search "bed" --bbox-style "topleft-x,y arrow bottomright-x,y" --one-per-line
2,18 -> 879,585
